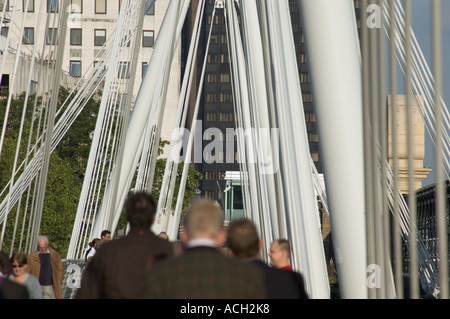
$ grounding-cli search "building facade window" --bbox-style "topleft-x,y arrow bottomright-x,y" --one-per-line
206,94 -> 217,103
47,0 -> 58,13
219,93 -> 232,103
1,27 -> 8,37
94,29 -> 106,46
93,61 -> 106,76
70,0 -> 82,13
206,113 -> 217,122
204,171 -> 216,180
23,27 -> 34,44
0,0 -> 9,11
118,62 -> 130,79
208,54 -> 218,64
220,73 -> 230,83
207,73 -> 217,83
23,0 -> 34,12
95,0 -> 106,14
70,60 -> 81,77
46,28 -> 57,45
146,2 -> 154,15
142,30 -> 154,47
70,28 -> 82,45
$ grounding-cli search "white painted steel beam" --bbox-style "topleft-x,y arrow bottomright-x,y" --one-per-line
299,0 -> 367,298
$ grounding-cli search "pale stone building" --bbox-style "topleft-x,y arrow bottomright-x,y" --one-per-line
388,94 -> 432,194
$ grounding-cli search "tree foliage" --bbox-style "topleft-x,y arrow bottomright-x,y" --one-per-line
0,89 -> 98,257
1,89 -> 202,257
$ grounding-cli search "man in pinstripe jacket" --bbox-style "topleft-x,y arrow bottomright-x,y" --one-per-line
141,199 -> 266,299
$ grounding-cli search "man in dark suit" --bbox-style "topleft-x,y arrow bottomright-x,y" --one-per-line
76,191 -> 174,299
141,199 -> 266,299
227,218 -> 309,299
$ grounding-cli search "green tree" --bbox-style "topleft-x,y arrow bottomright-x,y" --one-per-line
0,89 -> 100,256
116,140 -> 203,232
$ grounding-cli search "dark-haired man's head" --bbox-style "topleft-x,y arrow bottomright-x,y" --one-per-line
124,191 -> 157,230
101,230 -> 111,241
227,218 -> 261,260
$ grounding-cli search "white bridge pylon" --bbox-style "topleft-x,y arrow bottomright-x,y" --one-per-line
74,0 -> 365,299
1,0 -> 445,299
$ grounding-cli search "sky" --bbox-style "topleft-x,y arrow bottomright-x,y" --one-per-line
401,0 -> 450,187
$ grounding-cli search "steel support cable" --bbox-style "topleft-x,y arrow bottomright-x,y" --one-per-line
152,0 -> 206,238
388,0 -> 404,299
79,3 -> 146,255
68,1 -> 141,258
107,0 -> 147,231
168,2 -> 217,240
240,1 -> 280,248
263,0 -> 329,298
29,0 -> 71,251
0,59 -> 109,227
0,0 -> 56,249
239,0 -> 271,247
382,1 -> 450,177
0,13 -> 114,253
225,0 -> 253,235
145,1 -> 193,220
431,0 -> 449,300
27,0 -> 63,249
6,0 -> 41,253
228,1 -> 266,246
69,12 -> 143,257
390,0 -> 450,129
248,0 -> 278,252
257,0 -> 287,247
385,159 -> 440,297
0,0 -> 20,159
88,0 -> 190,245
125,0 -> 178,228
130,2 -> 191,236
141,3 -> 188,207
135,1 -> 191,235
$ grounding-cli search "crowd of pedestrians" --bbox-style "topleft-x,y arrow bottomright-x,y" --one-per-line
0,191 -> 309,299
0,236 -> 64,299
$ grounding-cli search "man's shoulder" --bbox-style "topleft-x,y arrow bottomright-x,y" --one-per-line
28,250 -> 38,259
49,247 -> 62,257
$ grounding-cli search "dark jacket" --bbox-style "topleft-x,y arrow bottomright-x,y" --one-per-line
250,259 -> 309,299
0,276 -> 29,299
142,246 -> 267,299
76,229 -> 174,299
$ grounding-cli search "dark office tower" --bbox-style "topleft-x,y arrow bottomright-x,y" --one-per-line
183,0 -> 239,201
289,0 -> 322,173
288,0 -> 362,174
182,0 -> 361,200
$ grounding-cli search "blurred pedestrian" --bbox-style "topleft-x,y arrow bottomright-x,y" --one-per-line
85,238 -> 101,262
0,251 -> 29,299
76,191 -> 174,299
141,199 -> 266,299
269,239 -> 294,270
28,235 -> 64,299
9,252 -> 42,299
101,230 -> 111,242
228,219 -> 308,299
